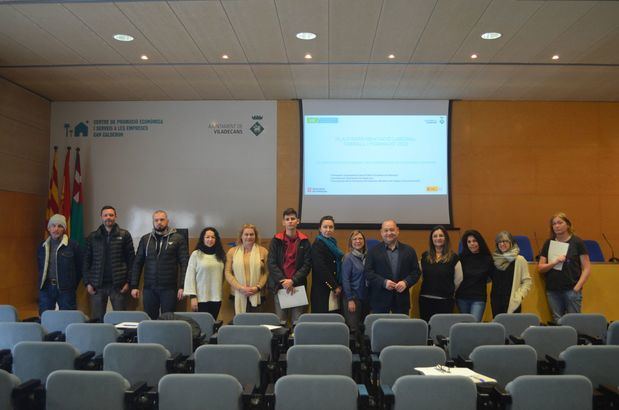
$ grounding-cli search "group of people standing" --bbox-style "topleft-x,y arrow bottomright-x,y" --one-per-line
37,208 -> 590,326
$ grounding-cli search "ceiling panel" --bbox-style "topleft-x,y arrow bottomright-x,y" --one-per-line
0,5 -> 85,65
492,1 -> 595,63
169,1 -> 247,64
421,65 -> 479,99
370,0 -> 436,63
221,0 -> 287,63
212,65 -> 264,100
451,0 -> 541,63
136,65 -> 201,100
0,32 -> 42,65
577,27 -> 619,65
412,0 -> 491,62
328,65 -> 366,98
97,66 -> 170,100
393,65 -> 440,98
13,3 -> 125,64
65,2 -> 167,64
173,65 -> 233,100
117,1 -> 206,63
458,65 -> 516,100
290,65 -> 329,99
329,0 -> 382,63
362,64 -> 406,98
252,65 -> 297,100
276,0 -> 328,63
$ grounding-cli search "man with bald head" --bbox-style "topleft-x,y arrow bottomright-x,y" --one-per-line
364,219 -> 420,314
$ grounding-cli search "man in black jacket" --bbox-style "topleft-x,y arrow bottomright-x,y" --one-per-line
365,219 -> 420,314
131,210 -> 189,319
83,206 -> 135,321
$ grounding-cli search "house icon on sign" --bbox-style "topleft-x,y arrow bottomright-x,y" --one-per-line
74,122 -> 89,137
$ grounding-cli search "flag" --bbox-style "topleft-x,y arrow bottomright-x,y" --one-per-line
71,148 -> 85,247
45,146 -> 60,227
60,147 -> 72,234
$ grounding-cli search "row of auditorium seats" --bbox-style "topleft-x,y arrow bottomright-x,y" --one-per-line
1,307 -> 617,409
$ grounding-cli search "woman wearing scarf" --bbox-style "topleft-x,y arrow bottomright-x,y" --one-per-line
490,231 -> 532,317
310,216 -> 344,313
341,230 -> 369,332
183,227 -> 226,319
225,224 -> 269,315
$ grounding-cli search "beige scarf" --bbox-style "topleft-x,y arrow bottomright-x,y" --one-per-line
232,245 -> 261,313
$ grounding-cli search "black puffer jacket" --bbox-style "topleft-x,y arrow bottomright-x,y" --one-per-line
131,228 -> 189,290
84,224 -> 135,289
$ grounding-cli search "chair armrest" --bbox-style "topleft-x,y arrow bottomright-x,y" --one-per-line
74,351 -> 96,370
490,385 -> 512,405
0,349 -> 12,372
166,353 -> 193,373
213,320 -> 223,332
209,333 -> 218,345
12,379 -> 45,410
435,334 -> 448,350
357,384 -> 370,410
509,335 -> 525,345
44,330 -> 65,342
577,333 -> 604,345
21,316 -> 40,323
125,382 -> 157,409
454,355 -> 473,369
379,384 -> 395,409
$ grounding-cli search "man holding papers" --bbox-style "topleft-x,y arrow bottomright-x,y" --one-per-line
365,219 -> 420,314
538,212 -> 591,322
268,208 -> 312,325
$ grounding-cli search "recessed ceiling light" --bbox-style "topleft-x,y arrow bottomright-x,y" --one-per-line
388,54 -> 395,59
304,53 -> 312,59
481,32 -> 502,40
221,54 -> 229,60
470,53 -> 478,59
296,32 -> 317,40
552,54 -> 560,60
113,34 -> 134,42
140,55 -> 149,61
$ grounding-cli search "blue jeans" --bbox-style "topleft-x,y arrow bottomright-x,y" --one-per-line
456,299 -> 486,322
546,290 -> 582,322
39,283 -> 77,315
143,288 -> 177,319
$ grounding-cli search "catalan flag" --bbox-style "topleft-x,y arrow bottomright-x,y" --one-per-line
45,146 -> 60,228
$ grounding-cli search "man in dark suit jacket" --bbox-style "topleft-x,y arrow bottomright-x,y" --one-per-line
365,219 -> 420,314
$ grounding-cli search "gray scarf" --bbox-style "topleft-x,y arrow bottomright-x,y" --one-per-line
492,244 -> 520,271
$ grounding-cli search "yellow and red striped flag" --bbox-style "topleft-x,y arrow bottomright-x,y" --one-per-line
45,146 -> 60,227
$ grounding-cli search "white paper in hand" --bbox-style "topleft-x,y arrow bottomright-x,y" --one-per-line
548,240 -> 569,270
277,285 -> 309,309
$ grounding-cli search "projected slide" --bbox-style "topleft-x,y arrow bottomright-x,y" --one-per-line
303,115 -> 447,196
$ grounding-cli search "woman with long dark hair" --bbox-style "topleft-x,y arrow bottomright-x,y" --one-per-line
183,227 -> 226,319
310,216 -> 344,313
456,229 -> 494,322
418,226 -> 462,322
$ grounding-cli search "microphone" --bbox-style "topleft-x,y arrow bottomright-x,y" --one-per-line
533,232 -> 541,261
601,233 -> 619,263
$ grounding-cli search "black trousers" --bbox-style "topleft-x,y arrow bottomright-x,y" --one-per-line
419,296 -> 455,322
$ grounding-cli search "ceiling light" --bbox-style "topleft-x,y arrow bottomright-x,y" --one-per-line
388,54 -> 395,59
470,54 -> 478,59
113,34 -> 134,42
221,54 -> 229,60
552,54 -> 560,60
304,53 -> 312,59
296,32 -> 317,40
140,55 -> 149,61
481,32 -> 502,40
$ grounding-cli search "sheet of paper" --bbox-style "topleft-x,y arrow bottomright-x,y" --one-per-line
415,366 -> 497,384
114,322 -> 139,329
277,285 -> 309,309
548,240 -> 570,270
261,325 -> 283,331
328,290 -> 340,311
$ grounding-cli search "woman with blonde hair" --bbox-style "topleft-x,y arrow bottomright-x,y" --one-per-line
538,212 -> 590,321
490,231 -> 532,317
341,230 -> 369,332
225,224 -> 269,314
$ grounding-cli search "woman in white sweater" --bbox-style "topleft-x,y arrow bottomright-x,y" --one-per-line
183,227 -> 226,319
225,224 -> 269,315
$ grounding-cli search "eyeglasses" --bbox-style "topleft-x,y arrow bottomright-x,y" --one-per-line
435,364 -> 451,373
497,240 -> 511,244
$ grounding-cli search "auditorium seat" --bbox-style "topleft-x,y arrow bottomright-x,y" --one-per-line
137,320 -> 193,356
286,345 -> 353,378
447,322 -> 506,362
194,344 -> 264,389
46,370 -> 129,410
608,321 -> 619,345
469,345 -> 537,388
493,313 -> 540,342
513,235 -> 535,262
176,311 -> 217,340
103,343 -> 170,387
558,313 -> 608,344
158,374 -> 243,410
65,323 -> 120,356
41,310 -> 88,340
218,325 -> 273,361
274,374 -> 359,410
103,310 -> 150,325
0,305 -> 18,322
0,322 -> 45,350
560,345 -> 619,390
12,341 -> 79,383
294,322 -> 349,346
296,313 -> 345,324
371,319 -> 428,353
428,313 -> 476,345
233,312 -> 281,326
378,345 -> 446,386
583,240 -> 605,262
361,313 -> 409,354
0,369 -> 20,410
392,375 -> 477,410
521,326 -> 577,374
505,375 -> 592,410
